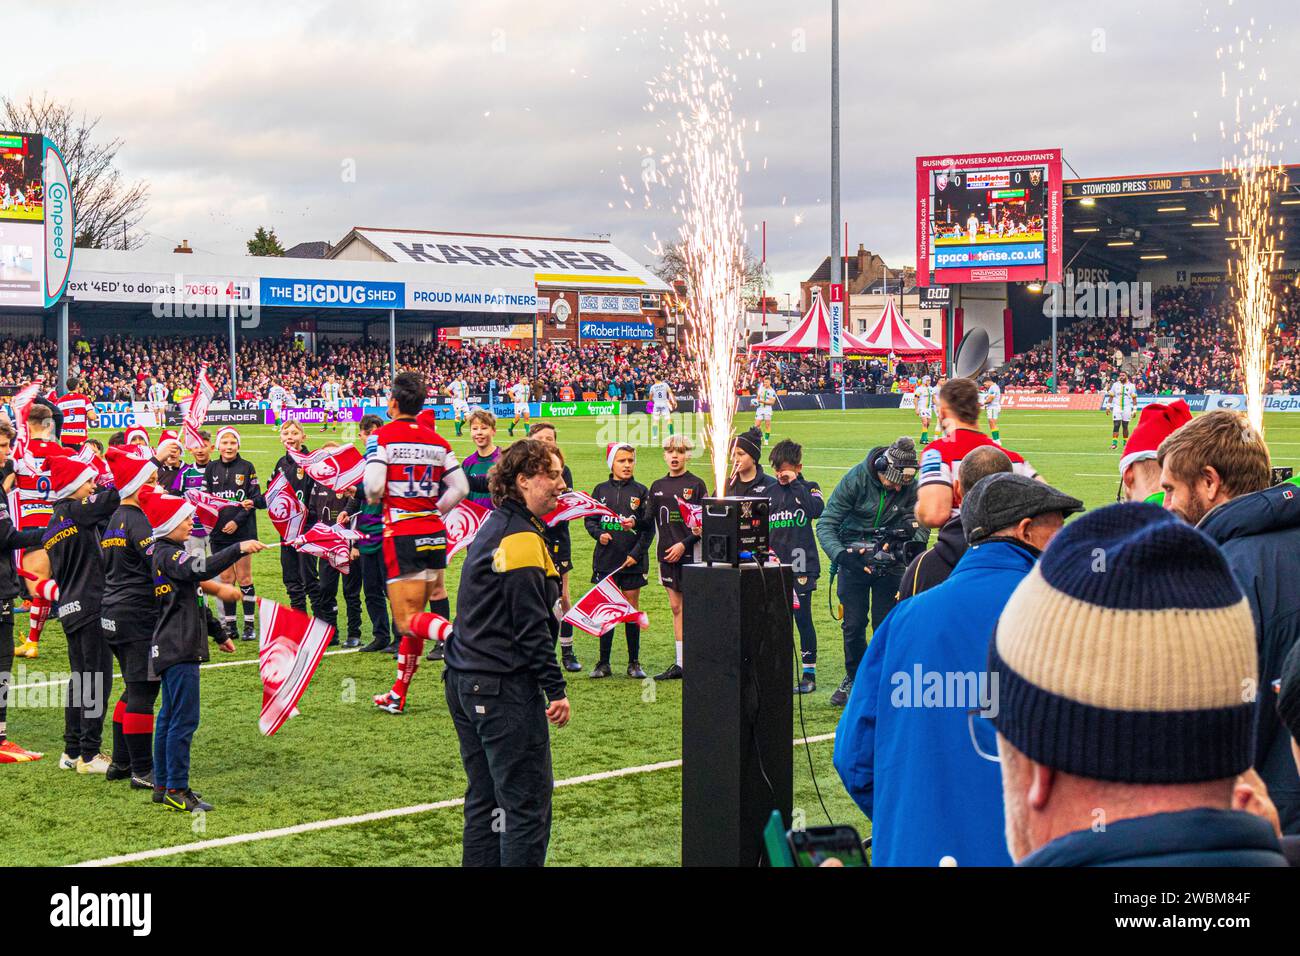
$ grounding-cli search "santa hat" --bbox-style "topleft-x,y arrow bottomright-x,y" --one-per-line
138,485 -> 196,538
606,441 -> 635,471
1120,399 -> 1193,477
416,409 -> 439,432
47,453 -> 98,502
155,427 -> 182,458
215,426 -> 241,448
108,444 -> 158,497
125,425 -> 150,447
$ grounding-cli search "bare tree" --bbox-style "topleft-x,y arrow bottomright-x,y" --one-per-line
2,93 -> 150,249
653,240 -> 769,309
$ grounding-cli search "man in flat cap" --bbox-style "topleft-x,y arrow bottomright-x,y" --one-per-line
833,472 -> 1082,867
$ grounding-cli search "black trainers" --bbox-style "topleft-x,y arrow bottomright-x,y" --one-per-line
130,771 -> 154,790
654,662 -> 683,681
105,761 -> 132,782
162,788 -> 213,813
561,647 -> 583,672
426,640 -> 445,662
343,636 -> 361,649
222,622 -> 239,644
241,624 -> 257,642
627,660 -> 647,680
829,676 -> 854,707
795,672 -> 817,695
359,638 -> 390,653
589,661 -> 612,679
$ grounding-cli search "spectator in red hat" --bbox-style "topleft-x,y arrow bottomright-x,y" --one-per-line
1119,399 -> 1193,504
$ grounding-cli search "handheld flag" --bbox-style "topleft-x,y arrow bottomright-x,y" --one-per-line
289,443 -> 366,492
266,472 -> 307,541
256,599 -> 334,736
10,379 -> 42,457
544,490 -> 619,527
289,522 -> 361,573
183,487 -> 230,532
444,500 -> 491,559
563,572 -> 650,636
676,496 -> 703,535
181,364 -> 215,451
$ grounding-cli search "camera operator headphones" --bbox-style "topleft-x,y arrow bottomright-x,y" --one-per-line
874,437 -> 920,486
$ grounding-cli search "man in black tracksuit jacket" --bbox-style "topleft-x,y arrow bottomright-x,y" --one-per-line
272,441 -> 320,615
308,477 -> 361,646
43,483 -> 121,768
586,451 -> 654,678
445,493 -> 568,866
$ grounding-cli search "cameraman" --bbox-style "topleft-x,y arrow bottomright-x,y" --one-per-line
816,437 -> 929,706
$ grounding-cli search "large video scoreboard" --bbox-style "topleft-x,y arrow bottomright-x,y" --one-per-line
916,148 -> 1063,286
0,131 -> 73,308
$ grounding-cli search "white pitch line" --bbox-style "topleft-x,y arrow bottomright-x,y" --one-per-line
71,732 -> 837,867
11,648 -> 360,692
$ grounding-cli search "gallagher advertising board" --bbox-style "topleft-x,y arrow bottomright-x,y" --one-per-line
916,148 -> 1062,286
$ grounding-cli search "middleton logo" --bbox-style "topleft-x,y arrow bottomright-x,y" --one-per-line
49,886 -> 151,936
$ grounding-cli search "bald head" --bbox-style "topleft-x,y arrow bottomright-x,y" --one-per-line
956,445 -> 1013,500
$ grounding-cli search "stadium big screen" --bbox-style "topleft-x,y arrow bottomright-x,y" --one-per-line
915,148 -> 1063,286
0,131 -> 45,307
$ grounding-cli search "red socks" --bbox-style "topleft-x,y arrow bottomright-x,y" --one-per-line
409,612 -> 451,643
26,597 -> 51,644
390,635 -> 424,701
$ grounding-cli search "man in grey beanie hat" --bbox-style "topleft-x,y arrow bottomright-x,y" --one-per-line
816,436 -> 930,705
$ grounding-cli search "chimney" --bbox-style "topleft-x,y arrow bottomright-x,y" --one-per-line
857,244 -> 868,278
173,240 -> 193,254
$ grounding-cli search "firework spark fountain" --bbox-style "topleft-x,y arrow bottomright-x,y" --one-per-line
641,5 -> 749,491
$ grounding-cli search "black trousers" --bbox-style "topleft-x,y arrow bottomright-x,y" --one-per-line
63,620 -> 114,760
444,669 -> 553,867
359,549 -> 391,645
0,609 -> 12,726
281,546 -> 321,614
836,569 -> 901,681
317,557 -> 363,640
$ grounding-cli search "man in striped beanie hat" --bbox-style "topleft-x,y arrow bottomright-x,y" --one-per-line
988,502 -> 1287,866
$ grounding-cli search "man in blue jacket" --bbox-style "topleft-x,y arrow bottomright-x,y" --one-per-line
833,472 -> 1081,866
1158,411 -> 1300,832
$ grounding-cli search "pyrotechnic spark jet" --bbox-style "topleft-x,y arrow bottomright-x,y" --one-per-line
1223,112 -> 1286,435
644,3 -> 748,491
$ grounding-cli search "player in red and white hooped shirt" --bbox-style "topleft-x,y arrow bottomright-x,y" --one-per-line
12,402 -> 73,659
51,377 -> 99,449
365,371 -> 468,714
914,377 -> 1039,530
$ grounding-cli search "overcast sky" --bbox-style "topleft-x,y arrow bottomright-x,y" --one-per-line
6,0 -> 1298,299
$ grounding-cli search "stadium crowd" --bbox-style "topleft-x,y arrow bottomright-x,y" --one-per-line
1002,284 -> 1300,393
0,333 -> 926,402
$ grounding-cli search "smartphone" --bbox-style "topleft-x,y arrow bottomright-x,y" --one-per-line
787,825 -> 868,867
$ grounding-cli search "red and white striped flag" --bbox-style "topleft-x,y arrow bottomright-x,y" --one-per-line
256,598 -> 334,736
266,472 -> 307,541
289,443 -> 366,492
10,379 -> 42,457
676,496 -> 703,534
181,364 -> 215,451
445,499 -> 491,559
183,487 -> 229,531
544,490 -> 618,527
290,521 -> 360,572
563,571 -> 650,636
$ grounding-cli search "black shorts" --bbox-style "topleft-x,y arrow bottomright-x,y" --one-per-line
383,531 -> 448,582
108,634 -> 153,683
658,561 -> 685,592
792,574 -> 818,596
596,569 -> 647,591
556,558 -> 574,576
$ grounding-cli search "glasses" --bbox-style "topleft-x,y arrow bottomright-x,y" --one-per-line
967,709 -> 1000,763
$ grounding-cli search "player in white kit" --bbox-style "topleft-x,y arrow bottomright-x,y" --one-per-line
320,374 -> 343,432
447,376 -> 471,436
980,376 -> 1003,443
1105,371 -> 1139,450
506,379 -> 530,436
147,378 -> 170,427
914,374 -> 936,444
268,383 -> 293,426
753,376 -> 777,445
648,378 -> 675,444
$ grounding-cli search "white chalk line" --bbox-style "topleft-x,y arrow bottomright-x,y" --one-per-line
10,647 -> 360,692
71,731 -> 837,867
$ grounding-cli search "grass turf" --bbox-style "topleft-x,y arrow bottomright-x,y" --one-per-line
4,408 -> 1298,866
